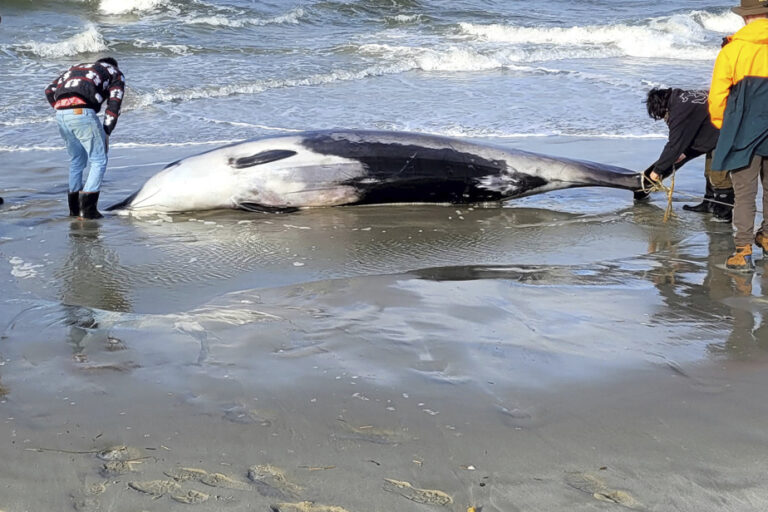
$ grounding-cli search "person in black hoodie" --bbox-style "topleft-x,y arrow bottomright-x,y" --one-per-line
45,57 -> 125,219
640,87 -> 733,222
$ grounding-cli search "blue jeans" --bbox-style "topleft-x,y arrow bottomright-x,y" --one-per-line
56,109 -> 108,193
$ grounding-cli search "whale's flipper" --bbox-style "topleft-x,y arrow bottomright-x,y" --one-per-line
228,150 -> 297,169
238,202 -> 300,214
106,190 -> 139,211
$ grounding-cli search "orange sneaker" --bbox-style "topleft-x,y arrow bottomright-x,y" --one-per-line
725,244 -> 755,272
755,231 -> 768,253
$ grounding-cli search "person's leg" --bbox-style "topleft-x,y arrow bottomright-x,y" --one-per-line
760,156 -> 768,231
56,110 -> 88,193
684,153 -> 715,213
726,155 -> 760,271
65,110 -> 107,219
710,154 -> 734,222
68,110 -> 108,193
756,156 -> 768,251
731,155 -> 760,246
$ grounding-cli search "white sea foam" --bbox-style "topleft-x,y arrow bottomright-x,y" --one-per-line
19,24 -> 108,58
9,257 -> 43,279
388,14 -> 423,23
99,0 -> 171,14
185,8 -> 305,27
130,62 -> 413,107
357,43 -> 633,78
0,139 -> 244,153
200,118 -> 303,132
0,117 -> 52,128
133,39 -> 191,55
458,9 -> 735,61
695,10 -> 743,33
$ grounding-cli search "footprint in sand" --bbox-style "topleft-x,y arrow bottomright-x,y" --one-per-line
248,464 -> 302,499
270,501 -> 351,512
96,445 -> 142,462
334,421 -> 412,445
164,467 -> 209,482
100,459 -> 142,477
71,481 -> 109,512
564,472 -> 641,509
128,479 -> 182,497
223,404 -> 275,426
201,472 -> 251,490
164,466 -> 251,490
382,478 -> 453,506
171,489 -> 210,504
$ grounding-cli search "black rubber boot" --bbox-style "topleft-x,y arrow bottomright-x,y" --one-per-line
68,192 -> 80,217
712,188 -> 734,223
79,192 -> 103,219
683,180 -> 714,213
633,190 -> 651,202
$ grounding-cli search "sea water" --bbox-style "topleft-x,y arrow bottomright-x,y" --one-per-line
0,0 -> 743,153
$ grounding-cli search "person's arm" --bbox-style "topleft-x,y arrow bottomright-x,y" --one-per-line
103,71 -> 125,136
651,95 -> 706,178
44,75 -> 61,108
709,48 -> 734,130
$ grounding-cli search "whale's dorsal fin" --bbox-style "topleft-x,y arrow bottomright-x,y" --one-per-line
229,150 -> 297,169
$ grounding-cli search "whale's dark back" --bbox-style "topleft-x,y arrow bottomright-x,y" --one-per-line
299,131 -> 546,204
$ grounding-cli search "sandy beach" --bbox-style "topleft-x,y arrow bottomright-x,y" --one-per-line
2,136 -> 768,512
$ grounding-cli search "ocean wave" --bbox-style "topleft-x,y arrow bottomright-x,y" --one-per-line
694,10 -> 743,33
386,14 -> 424,24
458,9 -> 736,61
124,43 -> 647,110
98,0 -> 173,15
129,62 -> 412,107
17,24 -> 108,58
356,43 -> 633,77
132,39 -> 191,55
200,119 -> 304,132
0,139 -> 244,154
0,117 -> 52,128
184,7 -> 306,27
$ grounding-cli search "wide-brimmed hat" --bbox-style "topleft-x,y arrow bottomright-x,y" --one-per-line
733,0 -> 768,16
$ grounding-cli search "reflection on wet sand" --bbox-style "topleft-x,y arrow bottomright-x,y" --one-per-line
6,180 -> 768,510
58,221 -> 132,312
642,222 -> 768,362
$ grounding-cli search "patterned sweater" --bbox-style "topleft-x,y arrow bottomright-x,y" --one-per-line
45,61 -> 125,135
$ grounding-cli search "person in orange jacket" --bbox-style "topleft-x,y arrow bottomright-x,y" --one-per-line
709,0 -> 768,272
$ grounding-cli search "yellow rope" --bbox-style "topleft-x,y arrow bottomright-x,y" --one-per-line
640,169 -> 676,223
639,166 -> 734,223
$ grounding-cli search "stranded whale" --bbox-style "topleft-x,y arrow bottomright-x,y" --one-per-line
107,130 -> 641,214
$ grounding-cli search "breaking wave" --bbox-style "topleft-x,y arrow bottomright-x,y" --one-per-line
457,10 -> 742,61
98,0 -> 173,14
184,7 -> 306,27
17,24 -> 108,58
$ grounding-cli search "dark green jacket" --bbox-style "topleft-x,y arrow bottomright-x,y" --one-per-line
712,77 -> 768,171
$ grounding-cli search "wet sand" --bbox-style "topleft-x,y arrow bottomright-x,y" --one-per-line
2,138 -> 768,511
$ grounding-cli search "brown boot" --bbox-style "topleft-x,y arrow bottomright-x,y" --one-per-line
725,244 -> 755,272
756,231 -> 768,254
